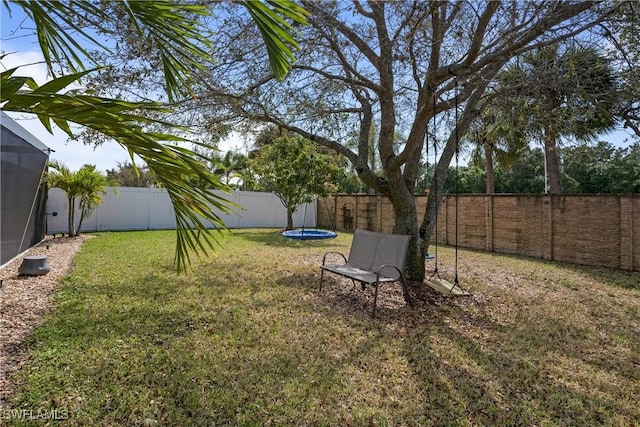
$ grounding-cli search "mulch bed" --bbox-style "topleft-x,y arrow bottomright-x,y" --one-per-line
0,235 -> 89,408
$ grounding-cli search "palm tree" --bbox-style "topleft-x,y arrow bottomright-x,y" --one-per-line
46,162 -> 111,237
1,1 -> 308,270
500,45 -> 618,193
465,104 -> 529,194
213,151 -> 249,187
75,165 -> 111,235
45,161 -> 80,237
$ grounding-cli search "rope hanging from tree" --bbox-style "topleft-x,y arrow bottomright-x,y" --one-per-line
425,78 -> 469,296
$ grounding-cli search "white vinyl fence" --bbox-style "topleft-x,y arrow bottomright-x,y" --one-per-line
46,187 -> 316,234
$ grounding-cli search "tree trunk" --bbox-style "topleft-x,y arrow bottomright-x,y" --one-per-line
76,208 -> 86,236
286,208 -> 294,230
485,142 -> 495,194
543,133 -> 563,194
415,120 -> 461,282
67,196 -> 76,237
391,187 -> 424,282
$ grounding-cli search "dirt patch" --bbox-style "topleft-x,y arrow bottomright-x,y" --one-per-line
0,235 -> 89,408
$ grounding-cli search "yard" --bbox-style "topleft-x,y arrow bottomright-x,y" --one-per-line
2,229 -> 639,425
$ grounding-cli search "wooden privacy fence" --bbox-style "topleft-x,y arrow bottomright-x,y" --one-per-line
318,194 -> 640,272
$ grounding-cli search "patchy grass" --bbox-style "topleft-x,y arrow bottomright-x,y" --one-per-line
5,229 -> 640,426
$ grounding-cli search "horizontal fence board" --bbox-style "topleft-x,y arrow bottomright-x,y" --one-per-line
320,194 -> 640,272
47,188 -> 315,234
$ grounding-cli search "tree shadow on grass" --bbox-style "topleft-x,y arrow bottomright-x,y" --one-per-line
563,263 -> 640,290
274,262 -> 640,424
452,244 -> 640,292
404,300 -> 640,425
12,237 -> 639,425
273,259 -> 459,324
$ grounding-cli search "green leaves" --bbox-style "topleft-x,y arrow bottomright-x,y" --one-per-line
118,1 -> 215,102
251,135 -> 343,226
3,67 -> 233,270
242,0 -> 309,80
9,1 -> 213,102
11,0 -> 106,73
7,1 -> 307,98
46,162 -> 111,235
2,1 -> 309,270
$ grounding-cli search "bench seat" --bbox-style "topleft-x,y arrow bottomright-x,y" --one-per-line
321,265 -> 401,285
319,229 -> 413,318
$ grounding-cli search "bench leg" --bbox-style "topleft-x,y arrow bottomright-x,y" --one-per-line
400,276 -> 413,307
372,283 -> 380,319
371,277 -> 412,319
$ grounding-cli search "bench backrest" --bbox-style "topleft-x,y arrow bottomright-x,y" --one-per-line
347,229 -> 411,279
347,229 -> 380,270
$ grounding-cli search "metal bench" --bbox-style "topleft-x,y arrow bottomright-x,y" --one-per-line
319,229 -> 413,318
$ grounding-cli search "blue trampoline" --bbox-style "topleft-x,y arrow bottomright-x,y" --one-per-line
281,199 -> 338,240
282,229 -> 337,240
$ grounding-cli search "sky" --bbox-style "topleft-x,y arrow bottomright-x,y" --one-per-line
1,66 -> 245,173
0,4 -> 243,172
1,6 -> 133,171
2,4 -> 637,173
0,49 -> 244,172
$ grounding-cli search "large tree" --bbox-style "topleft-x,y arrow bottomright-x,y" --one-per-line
65,2 -> 623,280
464,104 -> 529,195
106,162 -> 157,187
602,1 -> 640,138
213,151 -> 250,187
562,141 -> 640,193
1,0 -> 307,270
194,1 -> 620,280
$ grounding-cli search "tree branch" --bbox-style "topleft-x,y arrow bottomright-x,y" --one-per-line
463,1 -> 500,67
304,1 -> 381,69
292,64 -> 379,92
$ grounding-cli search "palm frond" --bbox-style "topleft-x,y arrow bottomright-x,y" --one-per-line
10,1 -> 106,73
3,68 -> 236,271
242,0 -> 309,80
10,1 -> 308,97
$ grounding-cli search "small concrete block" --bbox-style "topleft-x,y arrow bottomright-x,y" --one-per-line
18,255 -> 51,276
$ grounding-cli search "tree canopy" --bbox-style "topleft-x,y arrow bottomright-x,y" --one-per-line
497,45 -> 618,193
106,162 -> 157,188
603,2 -> 640,138
251,135 -> 343,229
194,1 -> 623,280
46,161 -> 111,237
443,142 -> 640,195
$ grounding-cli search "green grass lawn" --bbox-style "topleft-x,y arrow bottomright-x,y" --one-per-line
5,229 -> 640,426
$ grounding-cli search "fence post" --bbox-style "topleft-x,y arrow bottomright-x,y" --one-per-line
355,195 -> 359,230
485,195 -> 494,252
334,195 -> 338,231
377,195 -> 382,232
620,196 -> 633,270
444,196 -> 449,245
542,195 -> 553,260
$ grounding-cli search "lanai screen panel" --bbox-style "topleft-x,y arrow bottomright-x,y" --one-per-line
1,113 -> 49,265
